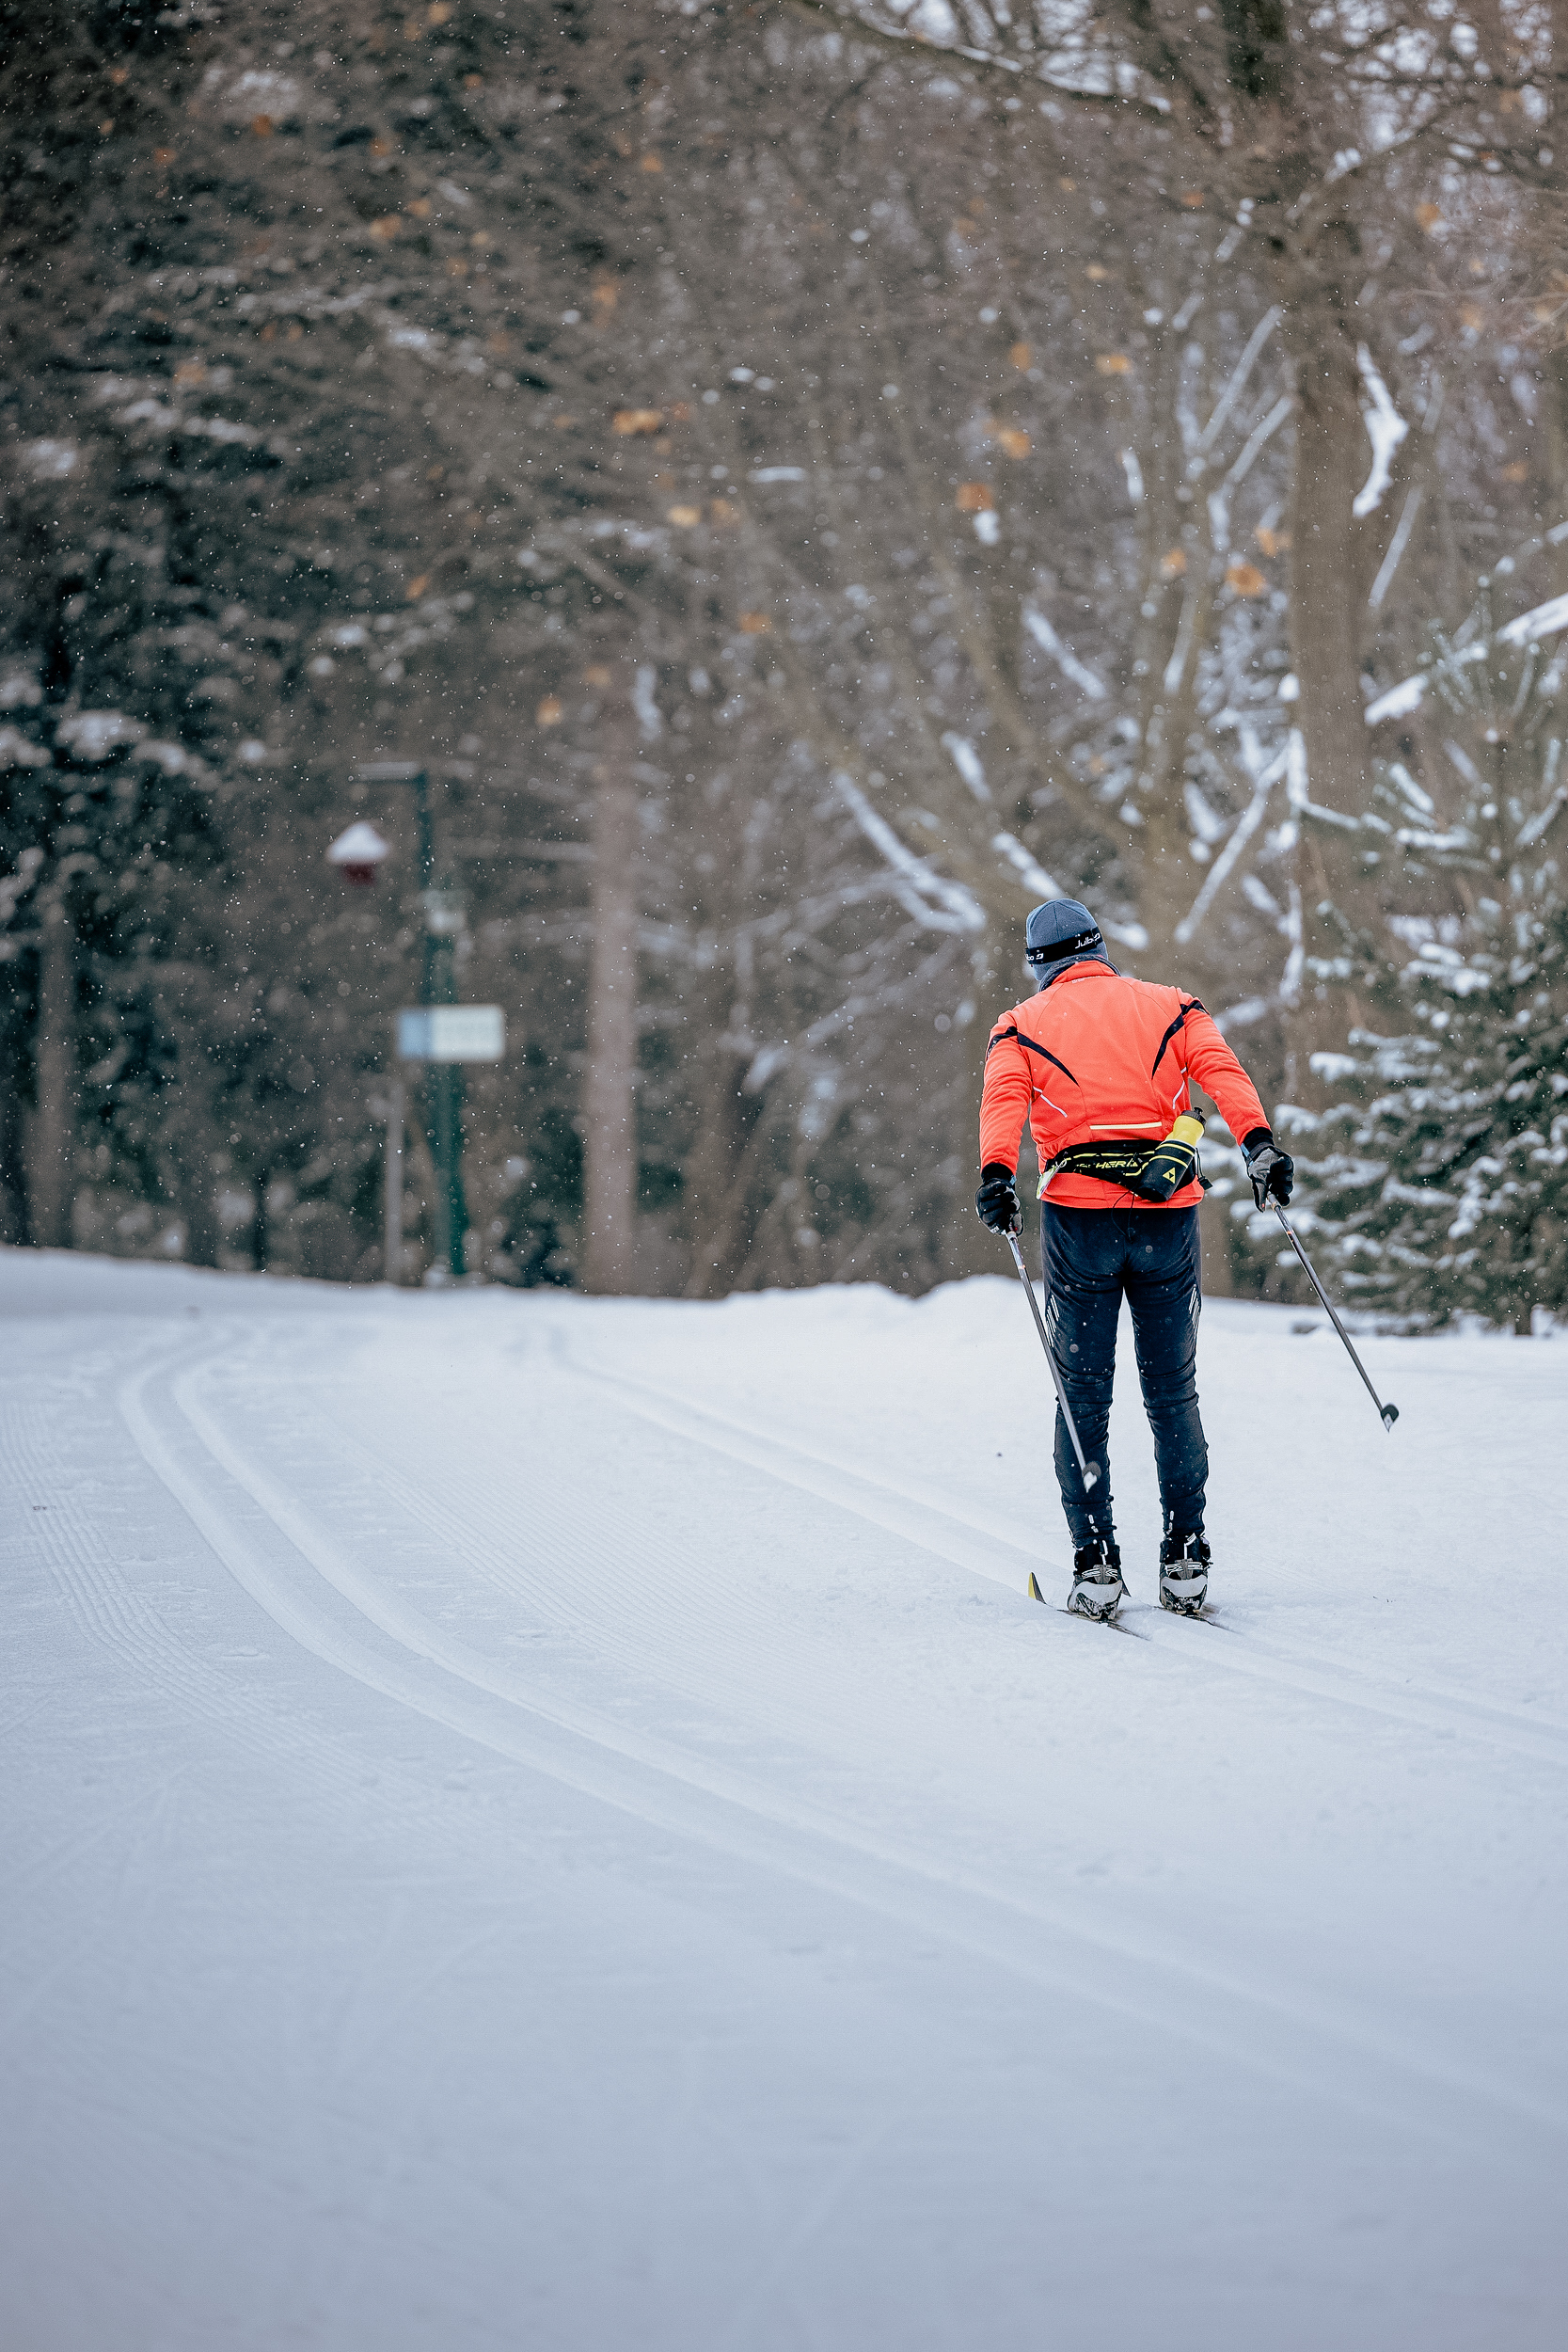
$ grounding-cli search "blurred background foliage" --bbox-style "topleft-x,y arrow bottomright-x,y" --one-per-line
1,0 -> 1563,1322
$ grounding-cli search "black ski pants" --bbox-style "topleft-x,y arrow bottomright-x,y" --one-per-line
1040,1203 -> 1207,1548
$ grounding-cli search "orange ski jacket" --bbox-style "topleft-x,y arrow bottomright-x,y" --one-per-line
979,960 -> 1267,1211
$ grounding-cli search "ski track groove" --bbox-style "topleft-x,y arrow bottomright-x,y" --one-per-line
206,1316 -> 746,1650
274,1372 -> 764,1666
192,1315 -> 927,1766
565,1344 -> 1568,1771
0,1343 -> 358,1798
109,1316 -> 1568,2153
164,1338 -> 1047,1856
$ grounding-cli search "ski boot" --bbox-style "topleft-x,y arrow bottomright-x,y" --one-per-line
1159,1530 -> 1211,1615
1067,1534 -> 1126,1623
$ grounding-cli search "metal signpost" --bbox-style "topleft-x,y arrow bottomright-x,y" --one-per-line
395,1004 -> 505,1281
329,764 -> 507,1285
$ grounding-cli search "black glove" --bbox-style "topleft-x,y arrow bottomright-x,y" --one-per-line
975,1163 -> 1021,1232
1243,1126 -> 1293,1209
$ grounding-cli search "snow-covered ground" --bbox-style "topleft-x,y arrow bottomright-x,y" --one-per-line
4,1248 -> 1566,2351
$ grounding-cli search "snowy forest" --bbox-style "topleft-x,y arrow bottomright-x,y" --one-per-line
2,0 -> 1564,1322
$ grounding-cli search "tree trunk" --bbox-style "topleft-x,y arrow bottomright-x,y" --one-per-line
583,694 -> 640,1295
175,1146 -> 221,1267
1544,342 -> 1568,603
1130,300 -> 1217,969
1289,330 -> 1378,811
1278,230 -> 1409,1093
29,893 -> 75,1249
682,1041 -> 764,1299
167,1072 -> 221,1267
1198,1189 -> 1235,1298
0,1049 -> 28,1243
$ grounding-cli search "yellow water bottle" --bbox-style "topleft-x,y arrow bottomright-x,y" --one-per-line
1137,1112 -> 1206,1201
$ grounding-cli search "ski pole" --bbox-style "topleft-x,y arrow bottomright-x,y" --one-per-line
1272,1203 -> 1399,1432
1004,1226 -> 1101,1491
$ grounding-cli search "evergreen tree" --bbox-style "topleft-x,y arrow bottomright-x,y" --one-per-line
0,708 -> 223,1248
1237,580 -> 1568,1331
1275,904 -> 1567,1331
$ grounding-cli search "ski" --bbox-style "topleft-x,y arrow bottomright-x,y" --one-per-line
1028,1571 -> 1148,1638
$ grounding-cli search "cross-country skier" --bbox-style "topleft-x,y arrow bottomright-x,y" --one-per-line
974,898 -> 1293,1622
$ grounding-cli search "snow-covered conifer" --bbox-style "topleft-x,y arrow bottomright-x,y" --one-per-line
1237,583 -> 1568,1330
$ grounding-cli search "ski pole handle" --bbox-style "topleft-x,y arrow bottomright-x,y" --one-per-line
1005,1226 -> 1101,1490
1273,1204 -> 1399,1433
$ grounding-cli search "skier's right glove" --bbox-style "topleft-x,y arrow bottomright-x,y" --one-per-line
975,1163 -> 1022,1233
1243,1127 -> 1294,1209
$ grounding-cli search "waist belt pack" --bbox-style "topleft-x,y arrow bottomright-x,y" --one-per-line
1037,1113 -> 1212,1203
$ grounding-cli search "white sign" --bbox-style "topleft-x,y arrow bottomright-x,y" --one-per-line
397,1006 -> 505,1062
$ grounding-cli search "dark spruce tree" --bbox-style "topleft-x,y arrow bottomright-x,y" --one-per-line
1237,580 -> 1567,1333
1276,903 -> 1567,1332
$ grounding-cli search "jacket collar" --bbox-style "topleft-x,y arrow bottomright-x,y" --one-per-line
1037,956 -> 1119,993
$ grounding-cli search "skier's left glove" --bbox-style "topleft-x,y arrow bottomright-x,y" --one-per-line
1243,1127 -> 1294,1208
975,1164 -> 1021,1233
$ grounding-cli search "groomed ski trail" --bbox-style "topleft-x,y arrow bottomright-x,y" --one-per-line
557,1330 -> 1568,1770
117,1313 -> 1568,2139
6,1253 -> 1567,2352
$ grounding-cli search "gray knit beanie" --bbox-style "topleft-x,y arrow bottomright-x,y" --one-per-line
1024,898 -> 1113,988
